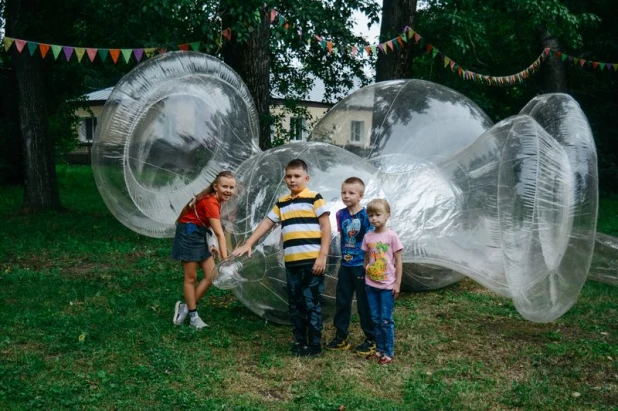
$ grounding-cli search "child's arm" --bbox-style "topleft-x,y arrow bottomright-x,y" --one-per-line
312,213 -> 331,275
232,218 -> 275,257
393,249 -> 403,299
209,218 -> 228,260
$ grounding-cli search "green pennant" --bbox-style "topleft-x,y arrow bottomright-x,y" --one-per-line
431,48 -> 439,58
51,45 -> 62,60
190,41 -> 201,51
98,49 -> 109,62
393,41 -> 400,50
279,16 -> 285,26
121,49 -> 132,63
401,33 -> 408,43
27,42 -> 38,56
561,53 -> 567,62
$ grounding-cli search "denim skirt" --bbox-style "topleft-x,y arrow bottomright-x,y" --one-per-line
171,222 -> 213,262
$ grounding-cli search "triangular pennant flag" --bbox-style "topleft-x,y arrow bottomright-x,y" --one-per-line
327,41 -> 332,54
27,42 -> 38,56
63,47 -> 74,61
278,15 -> 285,26
133,49 -> 144,62
397,36 -> 404,47
144,48 -> 156,58
109,49 -> 120,64
425,44 -> 433,53
320,40 -> 326,49
408,29 -> 415,40
414,33 -> 421,43
386,40 -> 394,51
270,9 -> 278,23
284,22 -> 289,30
190,42 -> 201,51
371,45 -> 377,55
592,61 -> 599,69
450,60 -> 455,70
358,47 -> 364,57
222,28 -> 232,41
86,48 -> 97,62
608,63 -> 614,71
351,46 -> 358,56
3,37 -> 14,52
178,43 -> 190,51
567,55 -> 573,63
332,47 -> 338,55
401,33 -> 408,43
75,47 -> 86,62
573,57 -> 579,65
561,53 -> 567,62
444,57 -> 450,68
15,39 -> 27,53
158,48 -> 167,54
579,59 -> 586,67
377,43 -> 385,54
431,48 -> 439,58
365,46 -> 371,55
613,64 -> 618,71
555,51 -> 562,59
39,44 -> 50,59
121,49 -> 132,63
51,45 -> 62,60
98,49 -> 109,62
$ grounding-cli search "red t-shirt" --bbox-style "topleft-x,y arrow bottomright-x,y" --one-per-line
178,194 -> 220,227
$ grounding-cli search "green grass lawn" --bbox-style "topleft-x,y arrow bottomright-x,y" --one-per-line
1,165 -> 617,410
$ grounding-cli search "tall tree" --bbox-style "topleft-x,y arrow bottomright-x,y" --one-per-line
375,0 -> 418,82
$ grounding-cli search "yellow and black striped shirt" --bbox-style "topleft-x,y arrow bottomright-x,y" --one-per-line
267,187 -> 329,267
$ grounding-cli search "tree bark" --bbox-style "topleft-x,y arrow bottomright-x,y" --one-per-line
0,66 -> 24,185
537,27 -> 568,93
6,0 -> 62,211
221,8 -> 272,150
375,0 -> 418,82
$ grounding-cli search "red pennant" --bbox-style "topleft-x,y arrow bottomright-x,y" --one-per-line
86,48 -> 97,62
109,49 -> 120,64
555,51 -> 562,59
592,61 -> 599,69
364,46 -> 371,55
397,36 -> 404,48
39,44 -> 50,59
158,48 -> 167,54
222,28 -> 232,41
178,43 -> 190,51
425,44 -> 433,53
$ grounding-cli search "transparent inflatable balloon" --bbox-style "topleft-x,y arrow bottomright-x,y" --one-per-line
93,51 -> 598,324
92,51 -> 260,237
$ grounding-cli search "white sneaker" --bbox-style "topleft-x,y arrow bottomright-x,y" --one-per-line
173,301 -> 188,325
190,316 -> 209,329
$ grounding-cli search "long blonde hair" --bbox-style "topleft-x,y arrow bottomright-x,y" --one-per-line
177,171 -> 235,221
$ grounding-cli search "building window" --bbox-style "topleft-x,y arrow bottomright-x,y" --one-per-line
79,117 -> 98,143
350,120 -> 364,144
290,117 -> 307,142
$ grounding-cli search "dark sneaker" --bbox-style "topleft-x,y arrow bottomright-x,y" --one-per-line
291,342 -> 305,356
355,339 -> 376,356
300,344 -> 322,357
326,336 -> 351,351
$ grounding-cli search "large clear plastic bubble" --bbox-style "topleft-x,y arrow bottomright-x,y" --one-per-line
93,52 -> 599,324
92,51 -> 260,237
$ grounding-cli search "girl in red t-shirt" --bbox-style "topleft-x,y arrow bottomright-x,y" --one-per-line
171,171 -> 236,329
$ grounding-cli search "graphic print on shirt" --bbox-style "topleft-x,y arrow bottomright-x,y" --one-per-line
341,218 -> 361,262
366,241 -> 390,281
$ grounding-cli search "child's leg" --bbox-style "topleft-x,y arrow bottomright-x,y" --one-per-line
286,266 -> 308,345
379,289 -> 396,358
352,266 -> 375,342
366,285 -> 383,355
195,256 -> 215,303
182,261 -> 199,310
333,265 -> 355,338
303,267 -> 325,347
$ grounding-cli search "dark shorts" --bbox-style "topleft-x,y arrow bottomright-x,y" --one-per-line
170,222 -> 213,262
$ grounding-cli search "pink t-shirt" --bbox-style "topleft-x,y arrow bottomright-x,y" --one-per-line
361,230 -> 404,289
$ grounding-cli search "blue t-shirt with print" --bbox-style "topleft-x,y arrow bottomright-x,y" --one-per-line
336,207 -> 373,267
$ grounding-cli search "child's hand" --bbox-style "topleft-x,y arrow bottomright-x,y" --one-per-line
392,284 -> 400,299
232,244 -> 252,257
312,255 -> 327,275
210,246 -> 220,260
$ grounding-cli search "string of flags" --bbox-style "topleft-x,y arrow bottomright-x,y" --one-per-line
2,16 -> 617,87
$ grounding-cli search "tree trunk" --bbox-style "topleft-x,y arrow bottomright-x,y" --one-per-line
375,0 -> 418,82
537,27 -> 568,93
221,8 -> 272,150
12,50 -> 62,211
0,66 -> 25,185
5,0 -> 62,211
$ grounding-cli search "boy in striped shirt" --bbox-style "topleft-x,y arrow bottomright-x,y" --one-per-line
233,159 -> 331,357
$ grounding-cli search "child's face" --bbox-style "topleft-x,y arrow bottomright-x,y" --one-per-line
341,183 -> 363,208
368,207 -> 389,230
284,167 -> 310,195
213,176 -> 236,202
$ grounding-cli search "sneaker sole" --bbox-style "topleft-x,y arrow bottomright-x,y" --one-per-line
326,345 -> 351,351
356,349 -> 376,357
173,301 -> 183,325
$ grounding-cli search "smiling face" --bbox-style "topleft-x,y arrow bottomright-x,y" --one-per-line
341,182 -> 364,209
213,176 -> 236,202
284,166 -> 310,195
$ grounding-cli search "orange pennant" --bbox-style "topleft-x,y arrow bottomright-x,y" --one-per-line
222,28 -> 232,41
39,44 -> 50,59
109,49 -> 121,64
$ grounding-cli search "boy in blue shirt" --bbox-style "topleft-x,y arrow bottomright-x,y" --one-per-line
326,177 -> 376,355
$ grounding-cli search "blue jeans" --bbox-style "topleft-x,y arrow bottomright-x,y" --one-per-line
366,285 -> 395,358
333,265 -> 375,341
286,265 -> 325,346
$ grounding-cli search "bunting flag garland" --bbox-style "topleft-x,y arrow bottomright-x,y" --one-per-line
1,9 -> 617,87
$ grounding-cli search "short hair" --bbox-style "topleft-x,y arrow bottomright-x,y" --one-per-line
366,198 -> 391,215
342,177 -> 366,194
286,158 -> 308,172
